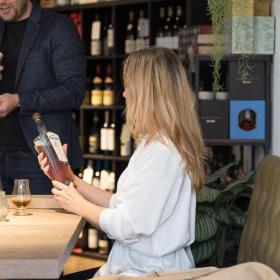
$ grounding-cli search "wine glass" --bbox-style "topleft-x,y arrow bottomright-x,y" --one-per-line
12,179 -> 32,216
0,190 -> 9,222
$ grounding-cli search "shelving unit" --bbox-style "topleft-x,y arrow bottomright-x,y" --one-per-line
40,0 -> 272,259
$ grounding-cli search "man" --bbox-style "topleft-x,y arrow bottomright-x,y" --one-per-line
0,0 -> 86,194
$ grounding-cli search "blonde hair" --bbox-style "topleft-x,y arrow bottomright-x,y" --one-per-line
123,47 -> 209,192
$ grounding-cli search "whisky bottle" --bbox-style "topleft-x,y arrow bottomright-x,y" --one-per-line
32,113 -> 74,186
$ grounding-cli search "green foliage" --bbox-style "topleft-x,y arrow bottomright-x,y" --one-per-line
191,163 -> 255,267
207,0 -> 226,93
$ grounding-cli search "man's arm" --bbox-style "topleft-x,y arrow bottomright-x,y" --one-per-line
19,17 -> 86,114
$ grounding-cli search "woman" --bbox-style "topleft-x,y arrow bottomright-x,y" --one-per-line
38,47 -> 209,278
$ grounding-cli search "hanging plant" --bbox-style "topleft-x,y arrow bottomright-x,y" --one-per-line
207,0 -> 226,93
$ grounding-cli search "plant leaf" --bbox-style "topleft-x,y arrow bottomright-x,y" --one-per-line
205,162 -> 237,185
197,186 -> 220,203
200,206 -> 232,225
191,239 -> 216,264
230,211 -> 248,227
196,212 -> 219,241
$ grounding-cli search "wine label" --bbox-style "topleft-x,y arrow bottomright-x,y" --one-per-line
89,135 -> 98,153
100,128 -> 108,151
47,132 -> 68,162
108,29 -> 114,48
83,167 -> 94,184
88,228 -> 98,249
107,128 -> 115,151
91,90 -> 103,106
102,90 -> 113,106
91,21 -> 101,40
125,40 -> 136,54
91,40 -> 101,56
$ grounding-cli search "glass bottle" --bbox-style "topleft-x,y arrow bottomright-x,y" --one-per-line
88,112 -> 99,154
32,113 -> 74,186
91,65 -> 103,106
125,11 -> 136,54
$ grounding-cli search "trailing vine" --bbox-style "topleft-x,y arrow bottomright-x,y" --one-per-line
208,0 -> 226,93
238,54 -> 254,81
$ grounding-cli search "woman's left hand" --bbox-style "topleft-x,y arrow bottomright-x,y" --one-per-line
51,181 -> 87,216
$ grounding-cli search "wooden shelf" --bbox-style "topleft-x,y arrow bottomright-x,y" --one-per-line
83,153 -> 130,161
205,139 -> 266,146
196,54 -> 273,62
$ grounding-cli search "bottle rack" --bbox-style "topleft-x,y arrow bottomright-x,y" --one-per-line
41,0 -> 272,259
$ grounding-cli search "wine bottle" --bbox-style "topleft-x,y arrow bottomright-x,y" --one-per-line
88,112 -> 99,154
102,64 -> 114,106
92,161 -> 101,189
91,65 -> 103,106
136,10 -> 148,51
120,123 -> 131,157
100,111 -> 114,154
103,17 -> 114,56
164,6 -> 173,49
172,6 -> 183,50
32,113 -> 74,186
156,7 -> 165,47
91,14 -> 101,56
98,232 -> 109,255
82,160 -> 94,185
88,227 -> 98,252
100,161 -> 110,191
125,11 -> 136,54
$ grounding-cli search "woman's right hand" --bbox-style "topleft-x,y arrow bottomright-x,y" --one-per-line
37,144 -> 68,179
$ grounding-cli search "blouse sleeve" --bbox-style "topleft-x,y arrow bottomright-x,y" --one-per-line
99,143 -> 183,244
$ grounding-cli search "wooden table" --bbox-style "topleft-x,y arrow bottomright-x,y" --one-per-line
0,196 -> 86,279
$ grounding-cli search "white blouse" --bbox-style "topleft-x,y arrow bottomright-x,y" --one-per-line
98,137 -> 196,276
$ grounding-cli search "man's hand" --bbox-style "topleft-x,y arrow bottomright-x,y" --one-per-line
0,93 -> 20,118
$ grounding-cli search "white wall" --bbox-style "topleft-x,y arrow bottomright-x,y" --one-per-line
272,0 -> 280,154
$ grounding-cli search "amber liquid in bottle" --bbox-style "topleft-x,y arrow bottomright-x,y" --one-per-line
32,113 -> 74,186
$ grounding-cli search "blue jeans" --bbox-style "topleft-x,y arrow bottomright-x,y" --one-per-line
0,150 -> 52,194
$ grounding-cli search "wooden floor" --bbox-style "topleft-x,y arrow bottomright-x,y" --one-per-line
63,255 -> 106,275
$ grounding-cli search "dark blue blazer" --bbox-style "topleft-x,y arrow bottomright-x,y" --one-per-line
0,5 -> 86,170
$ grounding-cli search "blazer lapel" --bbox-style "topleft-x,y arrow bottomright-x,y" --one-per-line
15,6 -> 42,88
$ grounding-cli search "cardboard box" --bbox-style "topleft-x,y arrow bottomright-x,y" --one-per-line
224,0 -> 271,20
230,100 -> 265,140
254,16 -> 275,54
199,101 -> 229,139
225,16 -> 275,54
224,16 -> 254,54
229,61 -> 265,100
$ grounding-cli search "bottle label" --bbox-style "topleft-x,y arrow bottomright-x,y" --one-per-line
98,239 -> 109,254
89,135 -> 98,153
103,90 -> 114,106
136,39 -> 146,51
91,90 -> 103,106
88,228 -> 98,249
108,29 -> 114,48
138,18 -> 149,38
91,40 -> 101,56
91,21 -> 101,40
125,40 -> 136,54
92,177 -> 100,189
47,132 -> 68,162
107,128 -> 115,151
172,36 -> 179,50
100,128 -> 108,151
121,141 -> 131,157
83,167 -> 94,184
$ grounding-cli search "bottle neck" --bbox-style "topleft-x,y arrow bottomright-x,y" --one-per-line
36,122 -> 48,135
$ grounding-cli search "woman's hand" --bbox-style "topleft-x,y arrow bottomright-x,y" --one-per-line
37,144 -> 68,179
51,180 -> 89,216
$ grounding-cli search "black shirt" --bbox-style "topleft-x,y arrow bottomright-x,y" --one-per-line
0,19 -> 29,150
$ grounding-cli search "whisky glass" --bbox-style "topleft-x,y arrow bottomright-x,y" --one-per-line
12,179 -> 32,216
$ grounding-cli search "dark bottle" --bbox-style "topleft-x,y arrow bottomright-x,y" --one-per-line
156,7 -> 165,47
88,112 -> 99,154
239,109 -> 256,131
164,6 -> 174,49
91,64 -> 103,106
32,113 -> 74,186
125,11 -> 136,54
172,5 -> 183,50
102,64 -> 114,106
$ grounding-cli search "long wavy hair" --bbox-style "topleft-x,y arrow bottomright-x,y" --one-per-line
123,47 -> 209,192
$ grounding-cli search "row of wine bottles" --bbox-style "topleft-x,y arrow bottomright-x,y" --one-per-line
74,227 -> 110,255
88,111 -> 132,157
81,160 -> 115,192
89,5 -> 185,56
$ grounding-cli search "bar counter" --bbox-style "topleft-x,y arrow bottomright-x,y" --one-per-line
0,196 -> 85,279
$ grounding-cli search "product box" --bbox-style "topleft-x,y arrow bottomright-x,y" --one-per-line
228,61 -> 265,100
230,100 -> 265,139
224,16 -> 254,54
199,100 -> 229,139
224,0 -> 271,20
254,16 -> 275,54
